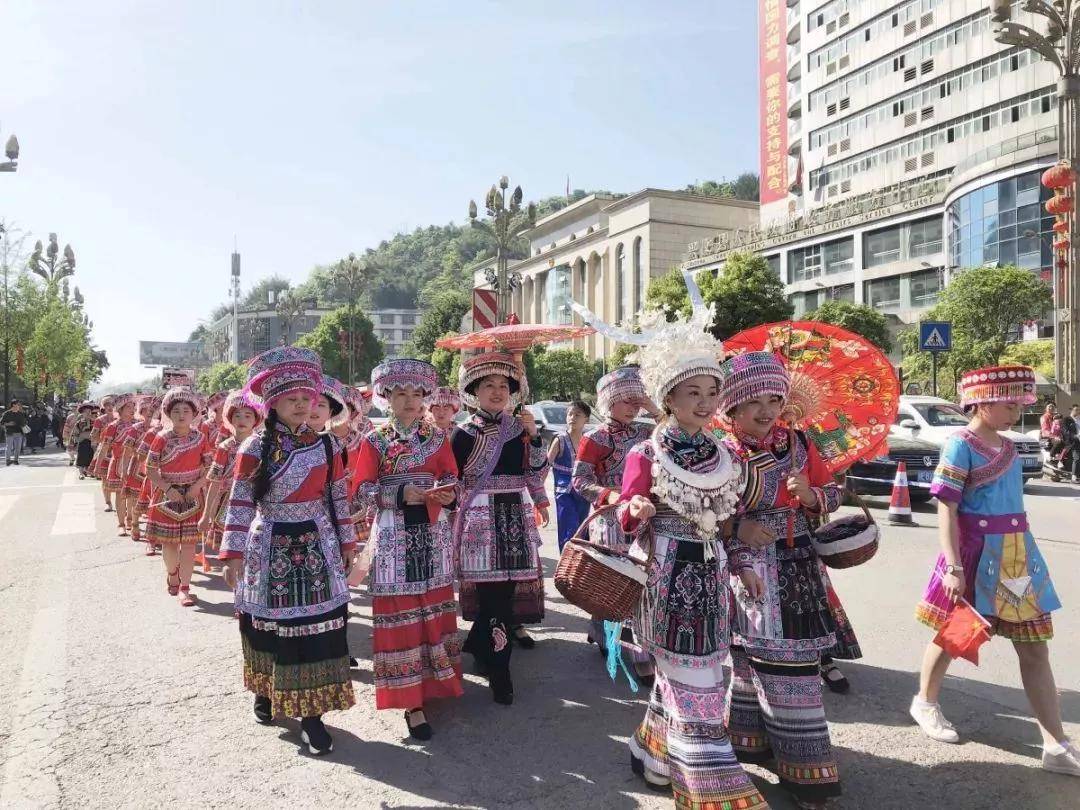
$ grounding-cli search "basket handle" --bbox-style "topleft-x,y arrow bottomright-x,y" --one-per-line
844,484 -> 876,526
566,502 -> 649,570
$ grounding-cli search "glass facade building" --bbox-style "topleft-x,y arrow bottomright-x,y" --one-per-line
947,169 -> 1054,282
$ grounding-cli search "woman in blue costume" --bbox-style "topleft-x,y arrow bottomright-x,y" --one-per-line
910,364 -> 1078,777
546,399 -> 591,551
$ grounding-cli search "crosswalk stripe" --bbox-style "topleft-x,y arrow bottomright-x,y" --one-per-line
50,491 -> 96,536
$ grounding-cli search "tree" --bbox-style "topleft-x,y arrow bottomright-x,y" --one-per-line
430,343 -> 461,388
244,275 -> 292,308
607,342 -> 639,368
529,348 -> 597,401
1000,337 -> 1055,380
900,265 -> 1053,398
294,306 -> 383,385
684,173 -> 760,202
404,289 -> 471,361
806,300 -> 893,353
197,362 -> 247,393
23,293 -> 103,398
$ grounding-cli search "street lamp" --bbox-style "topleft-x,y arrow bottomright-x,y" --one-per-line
469,176 -> 536,323
991,0 -> 1080,403
275,289 -> 305,345
28,233 -> 76,286
0,133 -> 18,173
331,252 -> 374,384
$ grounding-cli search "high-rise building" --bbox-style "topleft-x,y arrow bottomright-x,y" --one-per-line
688,0 -> 1060,346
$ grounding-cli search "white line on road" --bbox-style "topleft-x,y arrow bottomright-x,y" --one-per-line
0,494 -> 17,526
50,490 -> 96,536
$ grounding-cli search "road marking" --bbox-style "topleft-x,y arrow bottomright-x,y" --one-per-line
50,490 -> 96,536
0,494 -> 17,526
0,569 -> 68,807
0,482 -> 96,492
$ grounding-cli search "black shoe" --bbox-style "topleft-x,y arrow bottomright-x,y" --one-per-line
820,662 -> 850,694
12,460 -> 17,465
300,716 -> 333,755
253,695 -> 272,724
586,633 -> 608,656
349,657 -> 359,668
405,709 -> 432,741
490,670 -> 514,705
512,627 -> 535,649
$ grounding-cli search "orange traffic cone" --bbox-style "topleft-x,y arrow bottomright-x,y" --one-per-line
888,461 -> 915,525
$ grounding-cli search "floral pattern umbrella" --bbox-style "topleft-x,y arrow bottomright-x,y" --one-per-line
435,320 -> 595,354
722,320 -> 900,474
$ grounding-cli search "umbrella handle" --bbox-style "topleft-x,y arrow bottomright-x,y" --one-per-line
787,425 -> 796,549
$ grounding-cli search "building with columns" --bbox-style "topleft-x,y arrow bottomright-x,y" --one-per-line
471,189 -> 759,360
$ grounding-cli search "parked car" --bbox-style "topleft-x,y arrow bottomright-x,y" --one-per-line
846,433 -> 942,502
525,401 -> 600,446
890,395 -> 1042,483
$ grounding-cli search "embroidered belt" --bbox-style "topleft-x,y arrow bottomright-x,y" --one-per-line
744,506 -> 811,538
958,512 -> 1028,534
651,515 -> 706,542
380,472 -> 434,487
259,500 -> 328,522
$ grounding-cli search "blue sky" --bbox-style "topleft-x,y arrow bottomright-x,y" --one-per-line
2,0 -> 759,384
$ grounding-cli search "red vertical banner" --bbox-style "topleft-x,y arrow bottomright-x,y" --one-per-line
759,0 -> 789,205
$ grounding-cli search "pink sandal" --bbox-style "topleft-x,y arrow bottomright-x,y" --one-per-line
179,585 -> 196,607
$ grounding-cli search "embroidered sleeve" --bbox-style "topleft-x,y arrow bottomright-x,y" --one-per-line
434,439 -> 459,512
450,425 -> 475,477
200,435 -> 214,468
145,433 -> 165,473
802,437 -> 842,515
525,433 -> 550,507
206,442 -> 231,482
572,431 -> 610,506
351,435 -> 397,516
329,443 -> 357,550
617,444 -> 653,533
218,436 -> 262,559
930,434 -> 969,503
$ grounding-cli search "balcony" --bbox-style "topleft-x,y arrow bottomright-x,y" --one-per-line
788,117 -> 802,141
787,18 -> 801,45
787,52 -> 801,80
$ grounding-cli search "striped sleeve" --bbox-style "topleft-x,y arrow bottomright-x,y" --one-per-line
930,434 -> 969,503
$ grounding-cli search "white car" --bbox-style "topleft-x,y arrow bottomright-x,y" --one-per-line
891,396 -> 1043,482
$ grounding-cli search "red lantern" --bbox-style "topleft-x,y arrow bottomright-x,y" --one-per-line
1053,219 -> 1070,234
1041,162 -> 1077,190
1046,194 -> 1074,215
1054,237 -> 1071,251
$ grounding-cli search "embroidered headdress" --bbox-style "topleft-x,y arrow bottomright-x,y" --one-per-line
206,390 -> 229,415
111,393 -> 136,411
371,359 -> 438,401
596,366 -> 646,418
429,386 -> 462,413
100,395 -> 115,409
221,389 -> 265,434
458,351 -> 526,409
717,351 -> 790,415
161,387 -> 204,418
245,346 -> 322,407
136,395 -> 159,416
78,401 -> 96,413
959,364 -> 1037,408
318,374 -> 351,430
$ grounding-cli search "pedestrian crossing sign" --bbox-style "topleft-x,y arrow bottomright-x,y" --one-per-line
919,321 -> 952,352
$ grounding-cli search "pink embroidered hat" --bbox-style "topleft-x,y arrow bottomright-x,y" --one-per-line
206,390 -> 229,416
161,387 -> 204,418
111,393 -> 136,411
428,386 -> 461,413
371,359 -> 438,401
245,347 -> 322,407
596,366 -> 646,418
717,351 -> 790,415
319,374 -> 351,430
221,389 -> 265,434
959,365 -> 1037,408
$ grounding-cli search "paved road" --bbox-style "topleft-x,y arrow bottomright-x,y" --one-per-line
0,449 -> 1077,809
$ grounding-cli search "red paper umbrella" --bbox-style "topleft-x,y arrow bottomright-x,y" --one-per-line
436,322 -> 595,354
722,320 -> 900,474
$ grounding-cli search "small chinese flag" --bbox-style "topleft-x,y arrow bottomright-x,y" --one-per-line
933,599 -> 992,665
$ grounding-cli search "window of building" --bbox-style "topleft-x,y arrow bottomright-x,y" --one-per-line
790,245 -> 822,282
833,284 -> 855,303
766,254 -> 781,278
823,238 -> 854,274
632,237 -> 643,315
379,314 -> 394,325
400,314 -> 416,325
864,277 -> 902,309
909,218 -> 943,257
615,243 -> 625,324
864,226 -> 903,266
909,268 -> 941,305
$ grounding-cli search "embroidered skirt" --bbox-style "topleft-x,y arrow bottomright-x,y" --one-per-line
728,646 -> 841,802
372,584 -> 463,710
104,455 -> 125,494
819,563 -> 862,660
630,658 -> 767,810
916,513 -> 1057,642
240,602 -> 355,718
457,489 -> 542,584
145,490 -> 203,546
459,560 -> 545,625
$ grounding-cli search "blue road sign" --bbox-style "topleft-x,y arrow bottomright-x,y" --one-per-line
919,321 -> 952,352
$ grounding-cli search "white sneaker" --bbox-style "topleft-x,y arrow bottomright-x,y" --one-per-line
1043,741 -> 1080,777
909,696 -> 960,743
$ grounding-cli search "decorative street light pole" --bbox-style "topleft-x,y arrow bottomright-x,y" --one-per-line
28,233 -> 76,286
469,176 -> 536,324
331,252 -> 373,384
0,133 -> 18,173
992,0 -> 1080,402
275,290 -> 305,345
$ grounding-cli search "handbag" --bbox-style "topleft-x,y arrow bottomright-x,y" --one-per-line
811,487 -> 879,569
554,504 -> 651,621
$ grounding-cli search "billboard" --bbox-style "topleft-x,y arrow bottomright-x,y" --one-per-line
162,368 -> 196,389
759,0 -> 789,205
139,340 -> 205,366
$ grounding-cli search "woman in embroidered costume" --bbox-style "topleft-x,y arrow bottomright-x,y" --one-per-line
71,402 -> 97,479
199,390 -> 263,564
547,398 -> 590,552
426,386 -> 461,434
144,388 -> 212,607
573,366 -> 658,674
88,395 -> 114,481
134,411 -> 166,554
719,351 -> 843,809
350,360 -> 461,740
451,352 -> 549,704
218,347 -> 357,756
116,396 -> 157,538
101,394 -> 138,533
607,307 -> 764,809
909,365 -> 1079,776
62,408 -> 78,466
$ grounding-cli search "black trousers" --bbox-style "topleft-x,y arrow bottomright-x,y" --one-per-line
464,580 -> 515,672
